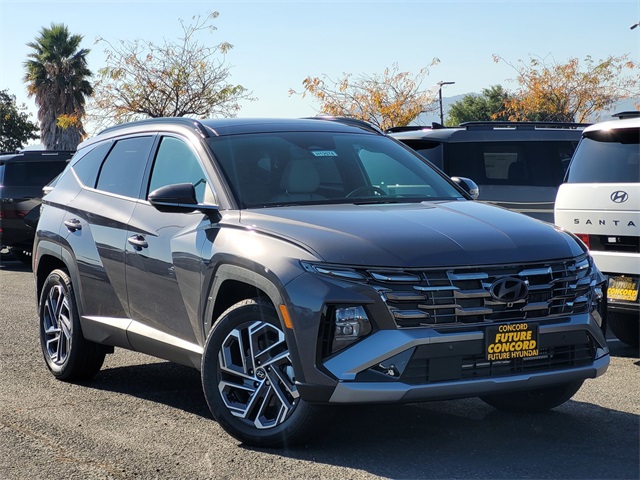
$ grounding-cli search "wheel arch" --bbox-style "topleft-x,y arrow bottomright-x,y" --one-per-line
203,263 -> 286,337
35,240 -> 84,316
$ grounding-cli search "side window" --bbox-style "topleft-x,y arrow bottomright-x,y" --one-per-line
148,136 -> 214,204
72,141 -> 112,188
96,136 -> 153,198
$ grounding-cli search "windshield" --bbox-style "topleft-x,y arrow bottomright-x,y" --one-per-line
206,132 -> 465,208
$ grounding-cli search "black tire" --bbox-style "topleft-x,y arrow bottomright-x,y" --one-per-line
480,380 -> 584,413
608,312 -> 639,348
39,269 -> 106,380
201,299 -> 323,447
9,247 -> 32,267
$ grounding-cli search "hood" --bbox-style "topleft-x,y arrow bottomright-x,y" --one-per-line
238,201 -> 585,267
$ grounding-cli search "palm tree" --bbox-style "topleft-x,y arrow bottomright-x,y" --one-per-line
24,24 -> 93,150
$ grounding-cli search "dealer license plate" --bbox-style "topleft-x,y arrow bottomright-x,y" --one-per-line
486,323 -> 539,361
608,276 -> 639,302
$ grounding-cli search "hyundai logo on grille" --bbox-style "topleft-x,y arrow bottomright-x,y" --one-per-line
489,277 -> 529,303
610,191 -> 629,203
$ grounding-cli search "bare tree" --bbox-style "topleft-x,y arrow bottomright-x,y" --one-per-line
91,12 -> 253,127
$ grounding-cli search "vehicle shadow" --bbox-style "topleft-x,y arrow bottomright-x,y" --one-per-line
262,399 -> 639,479
85,360 -> 639,479
81,361 -> 210,419
607,337 -> 640,359
0,256 -> 31,272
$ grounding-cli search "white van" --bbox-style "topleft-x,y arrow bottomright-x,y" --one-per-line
555,113 -> 639,347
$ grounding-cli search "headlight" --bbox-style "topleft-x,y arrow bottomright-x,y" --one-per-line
327,305 -> 372,355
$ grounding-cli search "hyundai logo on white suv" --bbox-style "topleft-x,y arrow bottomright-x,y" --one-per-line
610,190 -> 629,203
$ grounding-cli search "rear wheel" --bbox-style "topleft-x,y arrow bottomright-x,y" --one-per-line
39,269 -> 106,380
201,299 -> 322,447
608,312 -> 639,348
480,380 -> 584,413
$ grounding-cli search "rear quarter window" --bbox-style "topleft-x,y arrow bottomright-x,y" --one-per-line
72,142 -> 113,188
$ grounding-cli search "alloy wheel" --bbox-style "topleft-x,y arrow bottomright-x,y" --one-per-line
42,283 -> 72,367
218,320 -> 299,429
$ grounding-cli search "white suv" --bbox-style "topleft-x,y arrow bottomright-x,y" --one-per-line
555,112 -> 639,348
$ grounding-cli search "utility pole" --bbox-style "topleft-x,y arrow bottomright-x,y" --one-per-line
437,81 -> 455,125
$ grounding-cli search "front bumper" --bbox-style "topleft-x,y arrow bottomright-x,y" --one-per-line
297,312 -> 609,404
327,356 -> 609,403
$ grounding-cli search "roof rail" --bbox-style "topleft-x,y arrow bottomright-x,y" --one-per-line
459,121 -> 589,130
612,111 -> 640,119
98,117 -> 211,137
304,115 -> 384,135
385,125 -> 432,133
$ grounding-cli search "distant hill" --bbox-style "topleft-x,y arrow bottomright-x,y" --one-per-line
411,94 -> 638,127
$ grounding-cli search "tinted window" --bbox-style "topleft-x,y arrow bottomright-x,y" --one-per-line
566,132 -> 640,183
72,141 -> 112,188
2,161 -> 67,187
447,141 -> 577,187
404,140 -> 443,170
207,132 -> 463,207
96,136 -> 153,198
148,136 -> 214,203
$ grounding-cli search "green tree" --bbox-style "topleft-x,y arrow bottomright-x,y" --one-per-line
0,90 -> 39,151
24,23 -> 93,150
494,54 -> 639,122
92,12 -> 252,126
290,61 -> 441,131
447,85 -> 512,125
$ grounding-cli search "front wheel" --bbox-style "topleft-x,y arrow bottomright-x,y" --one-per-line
480,380 -> 584,413
201,299 -> 322,447
39,269 -> 106,380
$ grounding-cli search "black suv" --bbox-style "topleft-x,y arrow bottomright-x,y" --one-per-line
388,122 -> 586,223
34,118 -> 609,447
0,150 -> 72,264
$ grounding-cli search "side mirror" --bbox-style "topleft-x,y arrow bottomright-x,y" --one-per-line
149,183 -> 220,219
451,176 -> 480,200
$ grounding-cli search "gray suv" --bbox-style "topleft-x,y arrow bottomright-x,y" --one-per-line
34,118 -> 609,447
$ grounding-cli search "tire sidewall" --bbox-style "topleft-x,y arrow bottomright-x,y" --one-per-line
39,269 -> 78,378
608,312 -> 640,348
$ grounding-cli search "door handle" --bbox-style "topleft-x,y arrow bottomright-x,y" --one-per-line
64,219 -> 82,232
127,234 -> 148,250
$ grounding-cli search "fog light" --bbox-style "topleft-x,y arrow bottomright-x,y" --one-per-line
332,306 -> 371,353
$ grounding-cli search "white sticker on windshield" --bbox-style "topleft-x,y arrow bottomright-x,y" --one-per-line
311,150 -> 338,157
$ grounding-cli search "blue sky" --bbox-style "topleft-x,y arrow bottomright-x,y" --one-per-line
1,0 -> 639,132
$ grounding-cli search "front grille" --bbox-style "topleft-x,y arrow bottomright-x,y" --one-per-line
362,256 -> 596,328
398,330 -> 596,385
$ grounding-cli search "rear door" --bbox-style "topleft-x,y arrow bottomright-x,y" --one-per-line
63,136 -> 155,322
